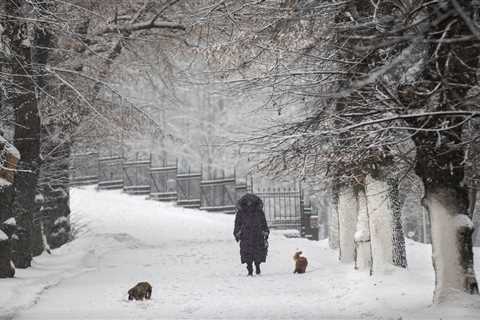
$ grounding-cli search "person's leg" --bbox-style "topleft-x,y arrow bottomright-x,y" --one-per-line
255,262 -> 261,275
246,261 -> 253,276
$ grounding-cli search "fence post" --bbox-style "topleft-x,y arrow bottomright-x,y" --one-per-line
299,182 -> 306,238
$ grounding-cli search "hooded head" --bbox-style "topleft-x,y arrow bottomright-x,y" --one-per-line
237,193 -> 263,212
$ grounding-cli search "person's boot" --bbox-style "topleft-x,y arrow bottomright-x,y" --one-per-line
246,263 -> 253,276
255,263 -> 261,275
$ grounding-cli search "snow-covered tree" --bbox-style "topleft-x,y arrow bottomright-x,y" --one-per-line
201,0 -> 480,303
0,0 -> 214,264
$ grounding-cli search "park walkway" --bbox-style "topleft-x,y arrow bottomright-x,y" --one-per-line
4,187 -> 475,319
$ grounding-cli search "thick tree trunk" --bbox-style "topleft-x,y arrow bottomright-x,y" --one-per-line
388,177 -> 407,268
328,188 -> 339,250
0,235 -> 15,278
412,118 -> 478,302
414,134 -> 479,302
337,186 -> 357,263
33,0 -> 73,251
467,119 -> 479,246
365,175 -> 393,273
423,187 -> 478,303
5,0 -> 41,268
362,174 -> 407,272
354,186 -> 372,272
412,0 -> 480,302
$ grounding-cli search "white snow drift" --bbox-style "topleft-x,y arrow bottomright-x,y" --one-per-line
0,186 -> 479,319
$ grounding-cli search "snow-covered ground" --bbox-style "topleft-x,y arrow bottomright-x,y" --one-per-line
1,186 -> 480,319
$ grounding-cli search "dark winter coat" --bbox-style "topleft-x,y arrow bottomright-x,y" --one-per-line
234,193 -> 269,264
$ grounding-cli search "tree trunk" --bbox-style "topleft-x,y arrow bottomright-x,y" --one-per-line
354,186 -> 372,272
4,0 -> 40,268
33,0 -> 73,251
328,187 -> 339,250
423,187 -> 478,303
31,20 -> 52,256
362,173 -> 408,272
406,0 -> 480,302
365,175 -> 393,273
411,116 -> 478,303
388,177 -> 407,268
0,236 -> 15,278
467,119 -> 479,246
413,132 -> 479,303
337,185 -> 357,263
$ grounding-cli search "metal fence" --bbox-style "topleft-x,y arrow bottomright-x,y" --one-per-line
177,172 -> 201,208
98,155 -> 123,189
149,164 -> 178,201
255,187 -> 303,229
69,152 -> 99,186
200,177 -> 237,214
69,154 -> 319,240
123,158 -> 151,195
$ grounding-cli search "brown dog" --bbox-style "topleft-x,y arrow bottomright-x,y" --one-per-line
293,251 -> 308,274
128,281 -> 152,301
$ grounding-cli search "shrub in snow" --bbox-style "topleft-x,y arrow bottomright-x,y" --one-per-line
39,186 -> 71,249
47,215 -> 71,249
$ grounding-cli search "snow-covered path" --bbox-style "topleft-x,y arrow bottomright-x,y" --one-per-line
2,187 -> 480,319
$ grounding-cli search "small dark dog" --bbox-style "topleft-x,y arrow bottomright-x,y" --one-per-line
293,251 -> 308,274
128,281 -> 152,301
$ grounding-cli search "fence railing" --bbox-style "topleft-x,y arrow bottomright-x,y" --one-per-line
255,188 -> 303,229
70,153 -> 320,239
69,152 -> 99,186
70,154 -> 247,212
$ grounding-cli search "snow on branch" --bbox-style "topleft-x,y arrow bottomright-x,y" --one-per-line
97,20 -> 185,36
337,111 -> 480,133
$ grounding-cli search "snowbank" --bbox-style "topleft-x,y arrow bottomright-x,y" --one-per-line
1,186 -> 479,319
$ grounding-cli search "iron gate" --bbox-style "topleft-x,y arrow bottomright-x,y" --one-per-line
255,187 -> 304,229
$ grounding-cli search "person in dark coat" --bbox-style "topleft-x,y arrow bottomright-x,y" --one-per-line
234,193 -> 269,276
